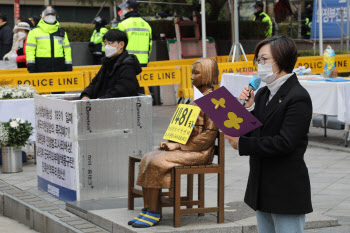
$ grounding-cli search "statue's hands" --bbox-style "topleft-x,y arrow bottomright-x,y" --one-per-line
159,142 -> 180,151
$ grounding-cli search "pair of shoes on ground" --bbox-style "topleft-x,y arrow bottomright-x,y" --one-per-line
128,208 -> 161,228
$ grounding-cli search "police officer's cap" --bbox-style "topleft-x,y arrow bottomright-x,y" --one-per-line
14,22 -> 31,32
127,0 -> 139,10
41,5 -> 57,17
94,16 -> 102,23
255,1 -> 264,8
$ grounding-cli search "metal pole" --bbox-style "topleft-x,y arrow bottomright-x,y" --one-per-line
347,0 -> 350,51
227,0 -> 235,62
113,2 -> 117,19
298,5 -> 301,39
234,0 -> 240,61
201,0 -> 207,58
319,0 -> 323,56
230,0 -> 234,45
91,1 -> 107,24
44,0 -> 51,5
341,8 -> 344,50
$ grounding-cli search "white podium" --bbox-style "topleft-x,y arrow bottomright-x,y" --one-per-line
34,94 -> 153,201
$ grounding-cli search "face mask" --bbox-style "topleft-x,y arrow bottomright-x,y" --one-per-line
258,62 -> 279,84
17,32 -> 27,40
105,44 -> 121,58
44,15 -> 56,24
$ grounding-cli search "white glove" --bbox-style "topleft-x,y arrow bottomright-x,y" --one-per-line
11,53 -> 18,61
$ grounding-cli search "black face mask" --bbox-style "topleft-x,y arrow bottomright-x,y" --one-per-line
95,22 -> 102,32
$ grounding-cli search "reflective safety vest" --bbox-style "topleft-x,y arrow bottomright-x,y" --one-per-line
90,27 -> 108,54
26,19 -> 72,72
305,18 -> 312,36
254,12 -> 273,38
117,17 -> 152,65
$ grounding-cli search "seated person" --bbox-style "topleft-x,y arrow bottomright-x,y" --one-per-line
80,29 -> 142,99
129,58 -> 219,228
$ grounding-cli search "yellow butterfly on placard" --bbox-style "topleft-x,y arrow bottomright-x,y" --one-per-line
224,112 -> 243,130
211,98 -> 226,109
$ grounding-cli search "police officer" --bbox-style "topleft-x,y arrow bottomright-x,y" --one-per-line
26,6 -> 72,73
116,0 -> 152,67
89,16 -> 108,65
302,4 -> 312,39
253,1 -> 273,38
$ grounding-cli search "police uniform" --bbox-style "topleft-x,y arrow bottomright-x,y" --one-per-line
26,19 -> 72,73
254,10 -> 273,38
117,11 -> 152,66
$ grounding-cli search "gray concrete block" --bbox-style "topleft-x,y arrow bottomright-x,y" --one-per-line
235,216 -> 257,233
87,211 -> 113,233
0,192 -> 3,215
39,206 -> 60,211
45,215 -> 75,233
4,194 -> 34,229
33,208 -> 48,233
49,210 -> 65,214
5,189 -> 25,195
55,213 -> 73,218
74,223 -> 99,230
61,216 -> 83,222
81,228 -> 105,233
34,202 -> 55,208
66,220 -> 89,226
66,205 -> 88,220
305,212 -> 340,229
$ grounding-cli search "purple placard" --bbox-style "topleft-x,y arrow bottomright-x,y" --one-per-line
194,86 -> 262,137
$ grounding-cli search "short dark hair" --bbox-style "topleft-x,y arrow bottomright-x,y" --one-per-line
254,36 -> 298,73
103,29 -> 128,50
0,13 -> 7,22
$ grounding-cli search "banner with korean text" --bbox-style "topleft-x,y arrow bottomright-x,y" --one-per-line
311,0 -> 347,39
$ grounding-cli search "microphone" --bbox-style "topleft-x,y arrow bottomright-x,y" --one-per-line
239,76 -> 261,106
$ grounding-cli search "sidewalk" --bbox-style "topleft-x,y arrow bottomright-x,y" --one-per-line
0,105 -> 349,232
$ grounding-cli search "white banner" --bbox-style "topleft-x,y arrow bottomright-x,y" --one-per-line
35,95 -> 77,200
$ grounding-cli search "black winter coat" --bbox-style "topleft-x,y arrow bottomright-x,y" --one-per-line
239,74 -> 313,214
0,23 -> 13,60
80,51 -> 142,99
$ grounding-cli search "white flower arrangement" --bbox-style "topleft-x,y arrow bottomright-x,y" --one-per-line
0,118 -> 33,147
0,85 -> 37,100
0,124 -> 9,147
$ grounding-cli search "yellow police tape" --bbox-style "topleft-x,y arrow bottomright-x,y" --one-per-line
0,54 -> 349,100
0,71 -> 85,93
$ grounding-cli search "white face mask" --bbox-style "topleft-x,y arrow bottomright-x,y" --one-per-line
17,32 -> 27,40
258,62 -> 279,84
105,44 -> 121,58
44,15 -> 56,24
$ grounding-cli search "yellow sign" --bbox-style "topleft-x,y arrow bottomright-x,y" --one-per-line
137,66 -> 181,87
0,71 -> 85,93
163,104 -> 201,144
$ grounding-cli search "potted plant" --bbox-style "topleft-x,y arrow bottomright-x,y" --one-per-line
0,118 -> 33,173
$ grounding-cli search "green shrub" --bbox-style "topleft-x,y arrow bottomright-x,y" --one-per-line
277,23 -> 298,38
60,23 -> 112,42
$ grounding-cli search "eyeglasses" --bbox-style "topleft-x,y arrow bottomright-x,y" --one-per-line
103,41 -> 117,46
254,57 -> 272,65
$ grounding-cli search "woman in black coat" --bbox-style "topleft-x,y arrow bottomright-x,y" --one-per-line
225,36 -> 312,233
81,29 -> 142,99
